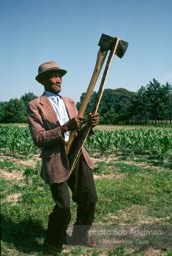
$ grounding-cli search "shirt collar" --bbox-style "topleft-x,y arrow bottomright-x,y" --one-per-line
44,90 -> 61,98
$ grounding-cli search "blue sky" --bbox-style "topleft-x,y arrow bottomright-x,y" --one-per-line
0,0 -> 172,103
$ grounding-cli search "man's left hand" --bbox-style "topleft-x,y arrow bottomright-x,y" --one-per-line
87,112 -> 99,128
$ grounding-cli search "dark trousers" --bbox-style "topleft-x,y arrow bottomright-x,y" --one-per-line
44,155 -> 98,248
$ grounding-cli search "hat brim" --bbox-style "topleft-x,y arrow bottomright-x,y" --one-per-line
35,67 -> 67,83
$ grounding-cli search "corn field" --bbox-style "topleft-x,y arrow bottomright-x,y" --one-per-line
0,125 -> 172,162
0,125 -> 38,158
86,128 -> 172,161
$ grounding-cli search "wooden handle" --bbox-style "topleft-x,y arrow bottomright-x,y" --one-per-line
68,126 -> 90,177
78,49 -> 108,116
66,48 -> 108,155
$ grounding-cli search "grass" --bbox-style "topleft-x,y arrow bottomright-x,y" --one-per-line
0,159 -> 22,171
94,162 -> 172,221
1,156 -> 172,255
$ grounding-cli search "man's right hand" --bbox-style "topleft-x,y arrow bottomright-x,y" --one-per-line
61,116 -> 84,134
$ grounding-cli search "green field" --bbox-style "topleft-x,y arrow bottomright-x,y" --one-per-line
0,125 -> 172,256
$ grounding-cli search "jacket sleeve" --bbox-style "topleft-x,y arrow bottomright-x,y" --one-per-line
27,100 -> 65,148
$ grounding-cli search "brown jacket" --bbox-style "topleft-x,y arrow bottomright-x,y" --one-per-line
27,95 -> 93,184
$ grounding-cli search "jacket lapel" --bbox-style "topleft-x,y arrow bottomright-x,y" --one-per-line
39,95 -> 59,124
62,96 -> 77,118
38,95 -> 77,126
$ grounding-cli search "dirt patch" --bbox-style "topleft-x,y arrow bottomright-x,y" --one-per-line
0,169 -> 24,180
92,155 -> 171,172
94,173 -> 126,180
117,205 -> 171,226
123,160 -> 169,171
5,193 -> 22,205
0,154 -> 39,168
135,247 -> 168,256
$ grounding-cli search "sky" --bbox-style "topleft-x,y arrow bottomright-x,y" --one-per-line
0,0 -> 172,103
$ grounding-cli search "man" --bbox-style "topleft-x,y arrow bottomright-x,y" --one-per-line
27,61 -> 99,255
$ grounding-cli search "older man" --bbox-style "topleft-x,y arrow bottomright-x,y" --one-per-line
27,61 -> 99,255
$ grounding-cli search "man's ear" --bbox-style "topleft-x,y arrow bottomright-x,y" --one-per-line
41,76 -> 48,86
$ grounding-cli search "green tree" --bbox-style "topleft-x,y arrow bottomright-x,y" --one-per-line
146,79 -> 170,123
0,102 -> 6,123
130,86 -> 149,124
101,107 -> 119,124
77,88 -> 135,124
21,92 -> 37,108
3,99 -> 27,123
131,80 -> 171,124
99,88 -> 135,124
164,82 -> 172,122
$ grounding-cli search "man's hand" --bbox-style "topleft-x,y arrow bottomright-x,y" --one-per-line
87,112 -> 99,128
61,116 -> 84,134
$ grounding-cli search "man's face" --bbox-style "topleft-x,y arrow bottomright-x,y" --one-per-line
43,72 -> 62,94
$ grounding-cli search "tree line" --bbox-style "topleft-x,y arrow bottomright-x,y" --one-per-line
77,79 -> 172,124
0,79 -> 171,124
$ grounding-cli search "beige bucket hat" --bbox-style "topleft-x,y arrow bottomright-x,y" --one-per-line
35,61 -> 67,83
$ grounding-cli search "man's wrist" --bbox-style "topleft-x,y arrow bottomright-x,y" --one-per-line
60,124 -> 69,135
